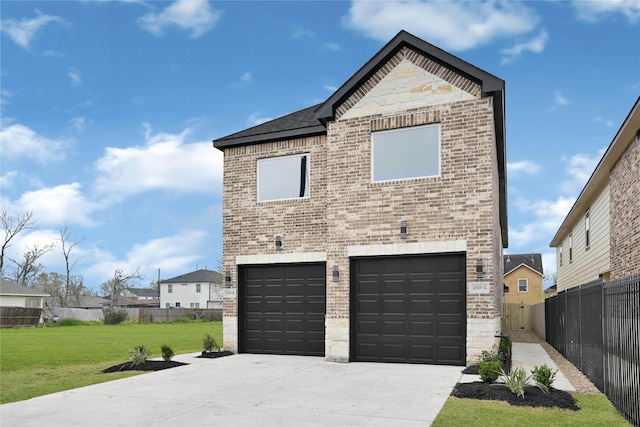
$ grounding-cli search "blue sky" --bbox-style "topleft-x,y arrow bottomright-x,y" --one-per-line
1,0 -> 638,292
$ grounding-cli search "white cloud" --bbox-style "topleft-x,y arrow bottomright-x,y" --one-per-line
240,71 -> 253,84
323,42 -> 342,51
507,160 -> 540,178
0,11 -> 64,50
0,123 -> 67,163
69,116 -> 88,133
593,116 -> 616,127
547,91 -> 569,112
501,30 -> 549,64
292,28 -> 315,39
0,171 -> 19,189
8,183 -> 99,227
343,0 -> 539,51
510,196 -> 576,248
247,113 -> 273,127
324,85 -> 338,92
573,0 -> 640,23
561,149 -> 605,194
138,0 -> 221,38
94,125 -> 223,199
68,67 -> 82,88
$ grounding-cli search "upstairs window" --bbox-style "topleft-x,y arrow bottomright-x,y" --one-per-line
258,154 -> 309,202
518,278 -> 528,292
585,209 -> 590,249
569,233 -> 573,263
196,283 -> 201,293
372,124 -> 440,182
559,246 -> 563,266
168,284 -> 173,294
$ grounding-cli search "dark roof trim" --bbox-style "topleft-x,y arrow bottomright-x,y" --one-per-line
214,125 -> 326,149
315,30 -> 505,121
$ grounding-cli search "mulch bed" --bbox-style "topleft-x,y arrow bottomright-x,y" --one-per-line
197,350 -> 234,359
452,381 -> 579,411
102,360 -> 188,373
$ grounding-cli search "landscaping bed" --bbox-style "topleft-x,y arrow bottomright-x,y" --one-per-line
197,350 -> 233,359
452,381 -> 579,410
102,360 -> 187,373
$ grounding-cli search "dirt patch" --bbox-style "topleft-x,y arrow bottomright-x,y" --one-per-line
102,360 -> 188,373
452,381 -> 579,410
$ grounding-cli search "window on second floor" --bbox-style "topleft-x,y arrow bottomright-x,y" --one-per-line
569,233 -> 573,263
559,246 -> 563,266
372,124 -> 441,182
518,278 -> 528,292
257,154 -> 310,202
168,284 -> 173,294
196,283 -> 201,293
585,209 -> 590,250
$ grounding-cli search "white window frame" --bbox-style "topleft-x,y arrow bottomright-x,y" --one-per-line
569,233 -> 573,263
371,124 -> 441,183
585,209 -> 590,250
518,278 -> 528,293
257,153 -> 310,202
168,284 -> 172,294
196,283 -> 201,293
165,303 -> 170,308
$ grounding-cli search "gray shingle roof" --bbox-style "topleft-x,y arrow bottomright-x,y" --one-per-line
504,254 -> 544,276
0,279 -> 50,297
159,269 -> 222,284
126,288 -> 159,298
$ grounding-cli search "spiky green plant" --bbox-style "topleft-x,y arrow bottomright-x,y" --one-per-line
128,345 -> 149,366
496,367 -> 548,398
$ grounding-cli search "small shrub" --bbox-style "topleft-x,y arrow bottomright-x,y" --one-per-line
128,345 -> 149,366
480,346 -> 501,363
104,308 -> 128,325
532,364 -> 557,390
52,318 -> 83,327
479,360 -> 502,384
203,334 -> 219,352
496,367 -> 548,398
161,345 -> 174,361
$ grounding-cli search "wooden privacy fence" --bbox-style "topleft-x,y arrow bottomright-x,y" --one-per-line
502,303 -> 531,330
546,274 -> 639,427
0,307 -> 43,327
138,308 -> 222,323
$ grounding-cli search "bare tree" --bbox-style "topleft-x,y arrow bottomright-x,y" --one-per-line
100,266 -> 143,308
1,210 -> 36,275
9,242 -> 56,287
59,226 -> 84,306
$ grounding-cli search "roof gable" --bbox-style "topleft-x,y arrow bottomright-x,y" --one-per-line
339,53 -> 477,120
504,253 -> 544,276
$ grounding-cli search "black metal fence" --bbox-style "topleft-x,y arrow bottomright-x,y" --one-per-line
546,274 -> 640,426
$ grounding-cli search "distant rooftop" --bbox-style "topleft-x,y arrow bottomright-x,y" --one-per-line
504,253 -> 544,275
159,269 -> 222,284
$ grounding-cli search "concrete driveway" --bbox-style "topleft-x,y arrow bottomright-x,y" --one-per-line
0,353 -> 463,426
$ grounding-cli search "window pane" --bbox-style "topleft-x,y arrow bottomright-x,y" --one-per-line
258,154 -> 309,201
372,124 -> 440,182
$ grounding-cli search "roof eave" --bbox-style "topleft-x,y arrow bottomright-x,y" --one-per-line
213,125 -> 326,150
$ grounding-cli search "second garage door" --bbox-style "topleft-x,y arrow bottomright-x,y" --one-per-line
351,253 -> 466,365
239,263 -> 325,356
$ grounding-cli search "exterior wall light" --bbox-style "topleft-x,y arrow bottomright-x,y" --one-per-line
400,221 -> 408,239
332,265 -> 340,282
475,258 -> 484,278
275,236 -> 282,251
224,271 -> 231,285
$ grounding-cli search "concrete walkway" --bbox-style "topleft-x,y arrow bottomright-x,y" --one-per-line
1,353 -> 463,427
1,343 -> 576,427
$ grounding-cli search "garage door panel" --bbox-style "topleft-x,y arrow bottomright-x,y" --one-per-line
352,254 -> 466,365
240,263 -> 326,356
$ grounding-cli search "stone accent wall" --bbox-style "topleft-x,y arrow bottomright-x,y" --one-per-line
610,135 -> 640,278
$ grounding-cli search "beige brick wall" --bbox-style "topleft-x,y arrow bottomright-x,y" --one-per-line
610,135 -> 640,278
220,47 -> 504,362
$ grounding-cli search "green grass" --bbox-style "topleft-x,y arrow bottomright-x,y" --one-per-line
432,394 -> 631,426
0,321 -> 222,404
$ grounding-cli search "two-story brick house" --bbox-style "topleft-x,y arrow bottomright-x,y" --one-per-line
213,31 -> 507,365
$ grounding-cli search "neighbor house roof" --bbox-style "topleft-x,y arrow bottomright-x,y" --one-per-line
212,30 -> 508,247
159,269 -> 222,284
126,287 -> 159,298
504,254 -> 544,276
550,96 -> 640,247
0,279 -> 50,297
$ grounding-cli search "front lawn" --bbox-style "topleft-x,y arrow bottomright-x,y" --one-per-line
432,394 -> 631,426
0,321 -> 222,404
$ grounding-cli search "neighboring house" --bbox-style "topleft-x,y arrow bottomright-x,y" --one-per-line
72,295 -> 110,309
122,287 -> 159,300
0,279 -> 50,308
550,97 -> 640,291
159,269 -> 223,309
105,287 -> 160,308
213,31 -> 508,365
503,254 -> 544,305
543,285 -> 558,299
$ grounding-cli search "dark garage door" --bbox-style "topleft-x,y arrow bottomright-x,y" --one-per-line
351,253 -> 466,365
239,263 -> 325,356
